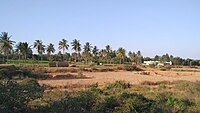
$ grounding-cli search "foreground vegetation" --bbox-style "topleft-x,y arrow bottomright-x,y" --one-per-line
1,79 -> 199,113
0,65 -> 199,113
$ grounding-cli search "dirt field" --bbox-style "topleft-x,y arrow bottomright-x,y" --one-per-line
39,69 -> 200,88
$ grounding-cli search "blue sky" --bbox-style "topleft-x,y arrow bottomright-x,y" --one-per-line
0,0 -> 200,59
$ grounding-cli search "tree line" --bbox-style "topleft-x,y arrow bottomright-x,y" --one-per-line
0,32 -> 199,66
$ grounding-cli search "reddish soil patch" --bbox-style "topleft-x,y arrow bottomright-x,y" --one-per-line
39,71 -> 200,88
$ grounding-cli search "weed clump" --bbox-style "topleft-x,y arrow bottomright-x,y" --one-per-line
125,65 -> 143,71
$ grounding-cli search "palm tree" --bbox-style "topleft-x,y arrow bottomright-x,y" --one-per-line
0,32 -> 15,61
105,45 -> 111,53
83,42 -> 92,53
15,42 -> 23,60
92,46 -> 99,62
58,39 -> 69,54
33,40 -> 45,60
99,49 -> 107,62
105,45 -> 112,63
71,39 -> 81,62
82,42 -> 92,64
117,47 -> 126,64
16,42 -> 32,60
92,46 -> 99,56
47,43 -> 55,61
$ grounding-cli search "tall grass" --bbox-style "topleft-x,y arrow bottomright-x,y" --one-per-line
7,60 -> 49,66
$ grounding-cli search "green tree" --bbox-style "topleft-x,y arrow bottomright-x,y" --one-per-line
128,51 -> 135,62
161,53 -> 170,62
117,47 -> 126,64
92,46 -> 99,56
92,46 -> 99,62
16,42 -> 32,60
83,42 -> 92,53
58,39 -> 69,54
105,45 -> 111,53
82,42 -> 93,64
99,49 -> 107,63
0,32 -> 15,61
33,40 -> 45,60
71,39 -> 81,62
47,43 -> 55,61
136,51 -> 143,64
105,45 -> 112,63
128,51 -> 143,65
0,79 -> 44,112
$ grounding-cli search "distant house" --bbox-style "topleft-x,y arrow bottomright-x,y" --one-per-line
143,61 -> 159,65
143,60 -> 172,66
164,61 -> 172,65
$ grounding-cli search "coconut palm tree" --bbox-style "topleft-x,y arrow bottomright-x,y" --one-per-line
16,42 -> 32,60
47,43 -> 55,61
99,49 -> 107,62
105,45 -> 111,53
83,42 -> 92,53
105,45 -> 112,63
92,46 -> 99,62
82,42 -> 92,64
117,47 -> 126,64
92,46 -> 99,56
15,42 -> 23,60
0,32 -> 15,61
33,40 -> 45,60
58,39 -> 69,54
71,39 -> 81,62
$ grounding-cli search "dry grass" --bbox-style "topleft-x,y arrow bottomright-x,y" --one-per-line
39,68 -> 200,90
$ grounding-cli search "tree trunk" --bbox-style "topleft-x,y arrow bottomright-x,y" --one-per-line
41,54 -> 43,61
25,54 -> 27,61
6,55 -> 8,60
19,54 -> 21,60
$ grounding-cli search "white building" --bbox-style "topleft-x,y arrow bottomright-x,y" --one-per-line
143,61 -> 159,65
143,61 -> 172,66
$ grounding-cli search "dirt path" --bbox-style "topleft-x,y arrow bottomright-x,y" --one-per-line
39,71 -> 200,87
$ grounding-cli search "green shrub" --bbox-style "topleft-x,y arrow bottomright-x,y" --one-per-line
48,61 -> 57,67
57,61 -> 69,67
139,71 -> 150,75
75,70 -> 86,78
105,81 -> 131,90
120,92 -> 157,113
51,90 -> 97,113
95,96 -> 119,113
155,92 -> 192,113
160,66 -> 171,71
125,65 -> 143,71
0,79 -> 44,113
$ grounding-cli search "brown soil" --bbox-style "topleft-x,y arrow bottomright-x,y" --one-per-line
39,70 -> 200,88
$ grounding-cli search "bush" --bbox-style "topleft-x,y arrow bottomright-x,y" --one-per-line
105,81 -> 131,90
0,65 -> 17,79
120,92 -> 157,113
160,66 -> 171,71
139,71 -> 150,75
70,64 -> 76,67
125,65 -> 143,71
75,71 -> 86,78
0,79 -> 44,113
155,92 -> 192,113
26,81 -> 199,113
95,96 -> 119,113
57,61 -> 69,67
48,62 -> 57,67
51,90 -> 97,113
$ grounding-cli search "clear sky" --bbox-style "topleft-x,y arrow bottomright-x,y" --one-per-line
0,0 -> 200,59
